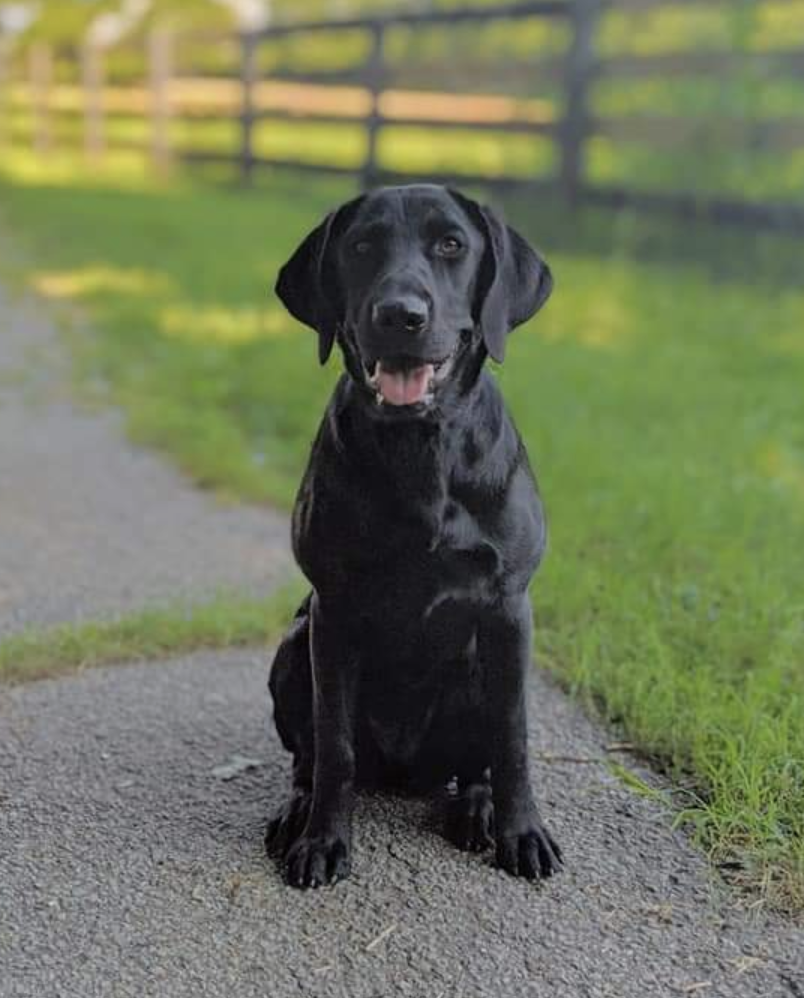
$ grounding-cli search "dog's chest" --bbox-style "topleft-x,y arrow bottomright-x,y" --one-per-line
395,486 -> 498,576
352,492 -> 502,650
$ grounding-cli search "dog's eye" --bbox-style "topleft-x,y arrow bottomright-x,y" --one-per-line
436,235 -> 464,258
353,240 -> 372,256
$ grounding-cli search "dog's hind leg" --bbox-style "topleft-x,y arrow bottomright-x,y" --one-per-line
266,594 -> 314,859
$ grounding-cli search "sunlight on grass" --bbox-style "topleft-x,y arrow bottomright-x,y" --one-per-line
33,265 -> 174,300
380,126 -> 555,179
0,146 -> 154,189
537,286 -> 634,351
756,1 -> 804,49
253,119 -> 365,167
158,304 -> 292,344
759,443 -> 804,502
599,5 -> 736,56
770,330 -> 804,358
599,2 -> 804,56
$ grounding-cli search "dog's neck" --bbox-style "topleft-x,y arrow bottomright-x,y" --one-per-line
336,371 -> 509,511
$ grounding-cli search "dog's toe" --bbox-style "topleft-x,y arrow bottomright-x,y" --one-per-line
496,822 -> 563,880
284,834 -> 351,889
445,782 -> 495,853
265,789 -> 311,859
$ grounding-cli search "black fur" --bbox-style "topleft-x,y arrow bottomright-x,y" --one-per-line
268,184 -> 561,888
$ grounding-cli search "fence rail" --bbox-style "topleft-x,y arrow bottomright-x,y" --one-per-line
1,0 -> 803,232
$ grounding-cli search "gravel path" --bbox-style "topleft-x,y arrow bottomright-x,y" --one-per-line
2,652 -> 802,998
0,285 -> 292,635
1,282 -> 802,997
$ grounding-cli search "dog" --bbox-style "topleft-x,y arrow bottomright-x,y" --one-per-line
267,183 -> 561,889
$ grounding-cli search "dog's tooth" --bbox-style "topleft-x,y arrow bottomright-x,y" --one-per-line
375,391 -> 385,406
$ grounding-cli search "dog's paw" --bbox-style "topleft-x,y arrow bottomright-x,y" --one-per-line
445,782 -> 495,853
495,822 -> 562,880
284,832 -> 351,889
265,789 -> 311,859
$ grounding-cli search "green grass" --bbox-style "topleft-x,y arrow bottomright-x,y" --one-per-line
0,580 -> 307,684
0,151 -> 803,912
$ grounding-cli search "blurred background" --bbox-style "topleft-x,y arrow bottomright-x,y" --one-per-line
0,0 -> 802,912
2,0 -> 804,210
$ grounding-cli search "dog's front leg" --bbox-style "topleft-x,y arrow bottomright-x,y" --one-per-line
284,592 -> 357,888
480,594 -> 562,880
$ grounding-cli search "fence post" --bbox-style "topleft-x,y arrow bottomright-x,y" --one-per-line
361,22 -> 386,190
560,0 -> 599,206
82,42 -> 104,163
29,41 -> 52,155
148,29 -> 172,174
239,31 -> 258,186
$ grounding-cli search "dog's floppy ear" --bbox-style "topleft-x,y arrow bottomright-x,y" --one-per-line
449,190 -> 552,363
275,195 -> 365,364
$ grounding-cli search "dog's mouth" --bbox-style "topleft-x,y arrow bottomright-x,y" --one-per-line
363,351 -> 456,408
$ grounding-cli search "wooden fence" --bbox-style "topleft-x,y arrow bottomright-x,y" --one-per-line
2,0 -> 804,232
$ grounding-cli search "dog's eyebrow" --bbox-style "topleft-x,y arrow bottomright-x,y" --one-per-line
355,194 -> 470,239
419,208 -> 470,235
347,220 -> 392,238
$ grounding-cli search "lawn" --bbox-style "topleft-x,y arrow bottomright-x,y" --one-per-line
0,151 -> 802,912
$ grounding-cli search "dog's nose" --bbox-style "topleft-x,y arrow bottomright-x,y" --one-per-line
371,297 -> 429,335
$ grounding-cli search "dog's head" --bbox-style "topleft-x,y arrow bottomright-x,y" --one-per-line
275,184 -> 552,417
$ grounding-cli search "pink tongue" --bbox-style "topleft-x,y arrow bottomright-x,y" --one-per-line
378,364 -> 434,405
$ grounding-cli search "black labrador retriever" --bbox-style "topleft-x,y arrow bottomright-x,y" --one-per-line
267,183 -> 561,889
